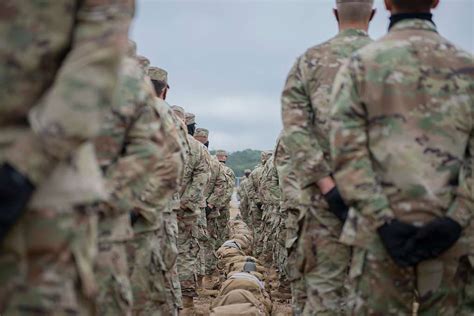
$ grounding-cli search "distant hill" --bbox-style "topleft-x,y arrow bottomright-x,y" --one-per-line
211,149 -> 262,177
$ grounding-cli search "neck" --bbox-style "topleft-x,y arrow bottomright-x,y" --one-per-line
389,12 -> 434,30
338,23 -> 368,33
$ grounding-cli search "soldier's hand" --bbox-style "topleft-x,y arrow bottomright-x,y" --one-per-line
0,163 -> 35,241
323,187 -> 349,222
405,217 -> 462,262
377,219 -> 420,267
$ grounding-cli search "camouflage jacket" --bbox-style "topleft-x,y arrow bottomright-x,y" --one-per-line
330,19 -> 473,249
180,136 -> 211,215
281,29 -> 372,190
237,177 -> 249,203
259,155 -> 281,208
0,0 -> 133,208
274,134 -> 307,218
221,163 -> 236,209
205,151 -> 228,210
247,164 -> 265,206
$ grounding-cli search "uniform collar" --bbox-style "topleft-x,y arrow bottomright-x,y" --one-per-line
389,17 -> 437,33
337,28 -> 369,38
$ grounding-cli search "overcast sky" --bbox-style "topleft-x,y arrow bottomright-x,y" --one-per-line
131,0 -> 473,152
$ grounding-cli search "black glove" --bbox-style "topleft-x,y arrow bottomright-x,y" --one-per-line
323,187 -> 349,222
256,202 -> 263,210
130,211 -> 140,226
406,217 -> 462,262
377,220 -> 420,267
0,163 -> 35,241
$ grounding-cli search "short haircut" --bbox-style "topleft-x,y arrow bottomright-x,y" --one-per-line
391,0 -> 434,11
336,2 -> 374,24
151,79 -> 167,97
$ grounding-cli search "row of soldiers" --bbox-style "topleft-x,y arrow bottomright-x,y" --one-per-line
240,0 -> 473,315
0,1 -> 237,315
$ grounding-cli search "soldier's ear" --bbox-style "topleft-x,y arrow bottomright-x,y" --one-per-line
333,8 -> 340,23
432,0 -> 440,9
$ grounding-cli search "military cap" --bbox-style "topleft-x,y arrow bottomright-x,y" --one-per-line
223,240 -> 241,250
148,67 -> 168,84
244,169 -> 251,174
216,150 -> 228,157
185,112 -> 195,125
171,105 -> 185,115
243,262 -> 257,273
127,40 -> 137,57
136,55 -> 150,72
195,128 -> 209,138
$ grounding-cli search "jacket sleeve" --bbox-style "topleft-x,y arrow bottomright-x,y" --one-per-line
281,55 -> 332,189
447,126 -> 473,227
330,57 -> 395,225
208,162 -> 228,208
6,0 -> 134,185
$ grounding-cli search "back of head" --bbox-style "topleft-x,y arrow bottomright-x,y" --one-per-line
389,0 -> 435,12
336,0 -> 374,25
171,105 -> 186,122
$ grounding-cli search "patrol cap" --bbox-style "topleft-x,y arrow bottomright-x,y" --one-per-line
194,128 -> 209,138
171,105 -> 186,121
216,150 -> 228,157
136,55 -> 150,72
222,240 -> 241,250
243,262 -> 257,273
185,112 -> 195,125
244,169 -> 251,174
148,67 -> 168,86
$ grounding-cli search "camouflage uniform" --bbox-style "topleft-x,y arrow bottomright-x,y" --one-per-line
178,134 -> 211,298
274,134 -> 308,315
0,0 -> 133,314
330,18 -> 473,315
282,23 -> 373,314
237,172 -> 252,224
205,154 -> 230,276
258,154 -> 281,266
94,45 -> 163,315
247,153 -> 268,255
216,151 -> 236,248
124,63 -> 184,315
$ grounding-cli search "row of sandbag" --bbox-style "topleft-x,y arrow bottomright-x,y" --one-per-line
210,219 -> 273,315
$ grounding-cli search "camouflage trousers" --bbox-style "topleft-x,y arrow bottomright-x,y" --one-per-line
206,212 -> 221,274
259,205 -> 279,265
162,211 -> 182,312
250,204 -> 264,258
459,256 -> 474,316
300,208 -> 350,316
0,205 -> 98,315
96,241 -> 133,316
177,209 -> 200,298
348,239 -> 469,316
126,229 -> 170,315
215,207 -> 230,248
196,208 -> 210,277
285,208 -> 307,315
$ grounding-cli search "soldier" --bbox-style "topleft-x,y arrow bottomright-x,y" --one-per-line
124,66 -> 184,315
274,134 -> 309,315
194,128 -> 229,288
281,0 -> 375,313
175,111 -> 211,314
247,152 -> 269,256
93,41 -> 159,315
215,150 -> 237,247
237,169 -> 252,225
330,0 -> 473,314
0,0 -> 133,314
